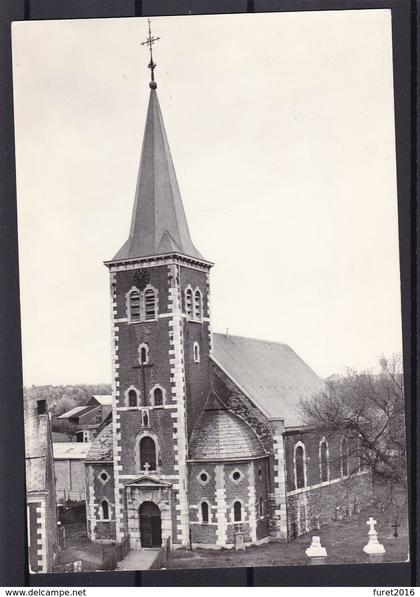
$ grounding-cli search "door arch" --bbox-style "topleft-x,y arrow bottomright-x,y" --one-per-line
139,501 -> 162,548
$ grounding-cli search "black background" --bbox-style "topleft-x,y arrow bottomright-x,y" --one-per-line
0,0 -> 417,586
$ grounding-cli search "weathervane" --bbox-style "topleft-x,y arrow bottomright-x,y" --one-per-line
141,18 -> 160,89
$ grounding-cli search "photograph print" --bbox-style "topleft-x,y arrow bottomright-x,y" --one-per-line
12,10 -> 408,574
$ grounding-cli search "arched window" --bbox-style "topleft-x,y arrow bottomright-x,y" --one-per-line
128,289 -> 141,322
142,410 -> 149,427
144,287 -> 157,320
201,501 -> 209,524
139,436 -> 157,471
341,438 -> 348,477
193,342 -> 200,363
101,499 -> 109,520
128,389 -> 138,407
138,343 -> 149,365
194,289 -> 202,320
259,497 -> 264,517
319,439 -> 329,483
233,501 -> 242,522
185,287 -> 193,318
153,387 -> 163,407
294,443 -> 306,489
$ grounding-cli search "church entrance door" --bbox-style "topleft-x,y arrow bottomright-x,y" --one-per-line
139,501 -> 162,548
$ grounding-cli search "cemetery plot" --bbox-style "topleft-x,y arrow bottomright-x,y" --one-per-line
164,507 -> 408,569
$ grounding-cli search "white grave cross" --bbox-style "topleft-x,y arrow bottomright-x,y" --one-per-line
367,517 -> 377,533
363,516 -> 385,555
143,462 -> 151,474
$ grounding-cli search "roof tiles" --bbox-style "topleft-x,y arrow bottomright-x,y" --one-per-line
85,424 -> 113,462
212,333 -> 325,427
189,408 -> 265,460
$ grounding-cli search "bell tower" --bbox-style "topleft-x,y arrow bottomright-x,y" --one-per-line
105,21 -> 213,548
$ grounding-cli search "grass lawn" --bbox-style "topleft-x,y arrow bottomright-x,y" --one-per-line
166,506 -> 409,569
57,522 -> 105,572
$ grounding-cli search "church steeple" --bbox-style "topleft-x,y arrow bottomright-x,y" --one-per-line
112,22 -> 205,263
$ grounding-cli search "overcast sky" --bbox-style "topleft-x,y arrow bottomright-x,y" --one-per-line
12,10 -> 401,386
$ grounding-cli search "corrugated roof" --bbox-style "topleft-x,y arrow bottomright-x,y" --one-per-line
110,89 -> 205,263
189,408 -> 265,460
53,442 -> 91,460
57,406 -> 87,419
52,432 -> 74,443
212,333 -> 325,427
85,424 -> 113,462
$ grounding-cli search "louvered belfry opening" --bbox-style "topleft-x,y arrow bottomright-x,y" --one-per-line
130,290 -> 141,321
144,288 -> 156,320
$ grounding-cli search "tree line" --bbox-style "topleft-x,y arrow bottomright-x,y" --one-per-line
24,384 -> 112,417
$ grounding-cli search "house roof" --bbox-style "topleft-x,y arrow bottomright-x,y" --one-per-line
89,395 -> 112,406
189,403 -> 265,461
52,432 -> 74,443
53,442 -> 91,460
57,406 -> 88,419
211,333 -> 325,427
110,89 -> 205,264
85,424 -> 113,462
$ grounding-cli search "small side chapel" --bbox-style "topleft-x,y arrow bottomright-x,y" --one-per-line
85,22 -> 372,551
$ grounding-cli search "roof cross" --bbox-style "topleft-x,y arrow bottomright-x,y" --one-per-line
141,18 -> 160,88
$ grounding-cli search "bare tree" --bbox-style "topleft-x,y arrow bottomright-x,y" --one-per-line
300,355 -> 407,520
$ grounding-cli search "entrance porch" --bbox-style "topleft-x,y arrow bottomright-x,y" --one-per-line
124,475 -> 173,550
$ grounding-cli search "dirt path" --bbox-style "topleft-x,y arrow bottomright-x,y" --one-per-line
116,549 -> 160,570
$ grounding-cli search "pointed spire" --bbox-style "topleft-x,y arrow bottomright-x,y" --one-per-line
112,21 -> 205,263
112,88 -> 205,263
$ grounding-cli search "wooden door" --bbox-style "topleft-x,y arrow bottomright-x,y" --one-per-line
139,502 -> 162,548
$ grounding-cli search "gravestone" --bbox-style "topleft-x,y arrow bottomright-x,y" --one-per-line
234,530 -> 245,551
363,517 -> 385,563
305,536 -> 327,565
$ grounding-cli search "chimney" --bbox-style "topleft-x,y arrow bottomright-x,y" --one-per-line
37,399 -> 47,415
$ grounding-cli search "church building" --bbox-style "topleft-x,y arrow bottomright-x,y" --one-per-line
85,24 -> 372,551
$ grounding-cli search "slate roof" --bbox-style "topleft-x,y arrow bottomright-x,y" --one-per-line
211,333 -> 325,428
53,442 -> 91,460
85,424 -> 114,462
189,407 -> 265,461
110,89 -> 205,263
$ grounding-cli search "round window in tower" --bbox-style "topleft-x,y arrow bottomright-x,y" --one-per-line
197,470 -> 210,485
98,470 -> 110,485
